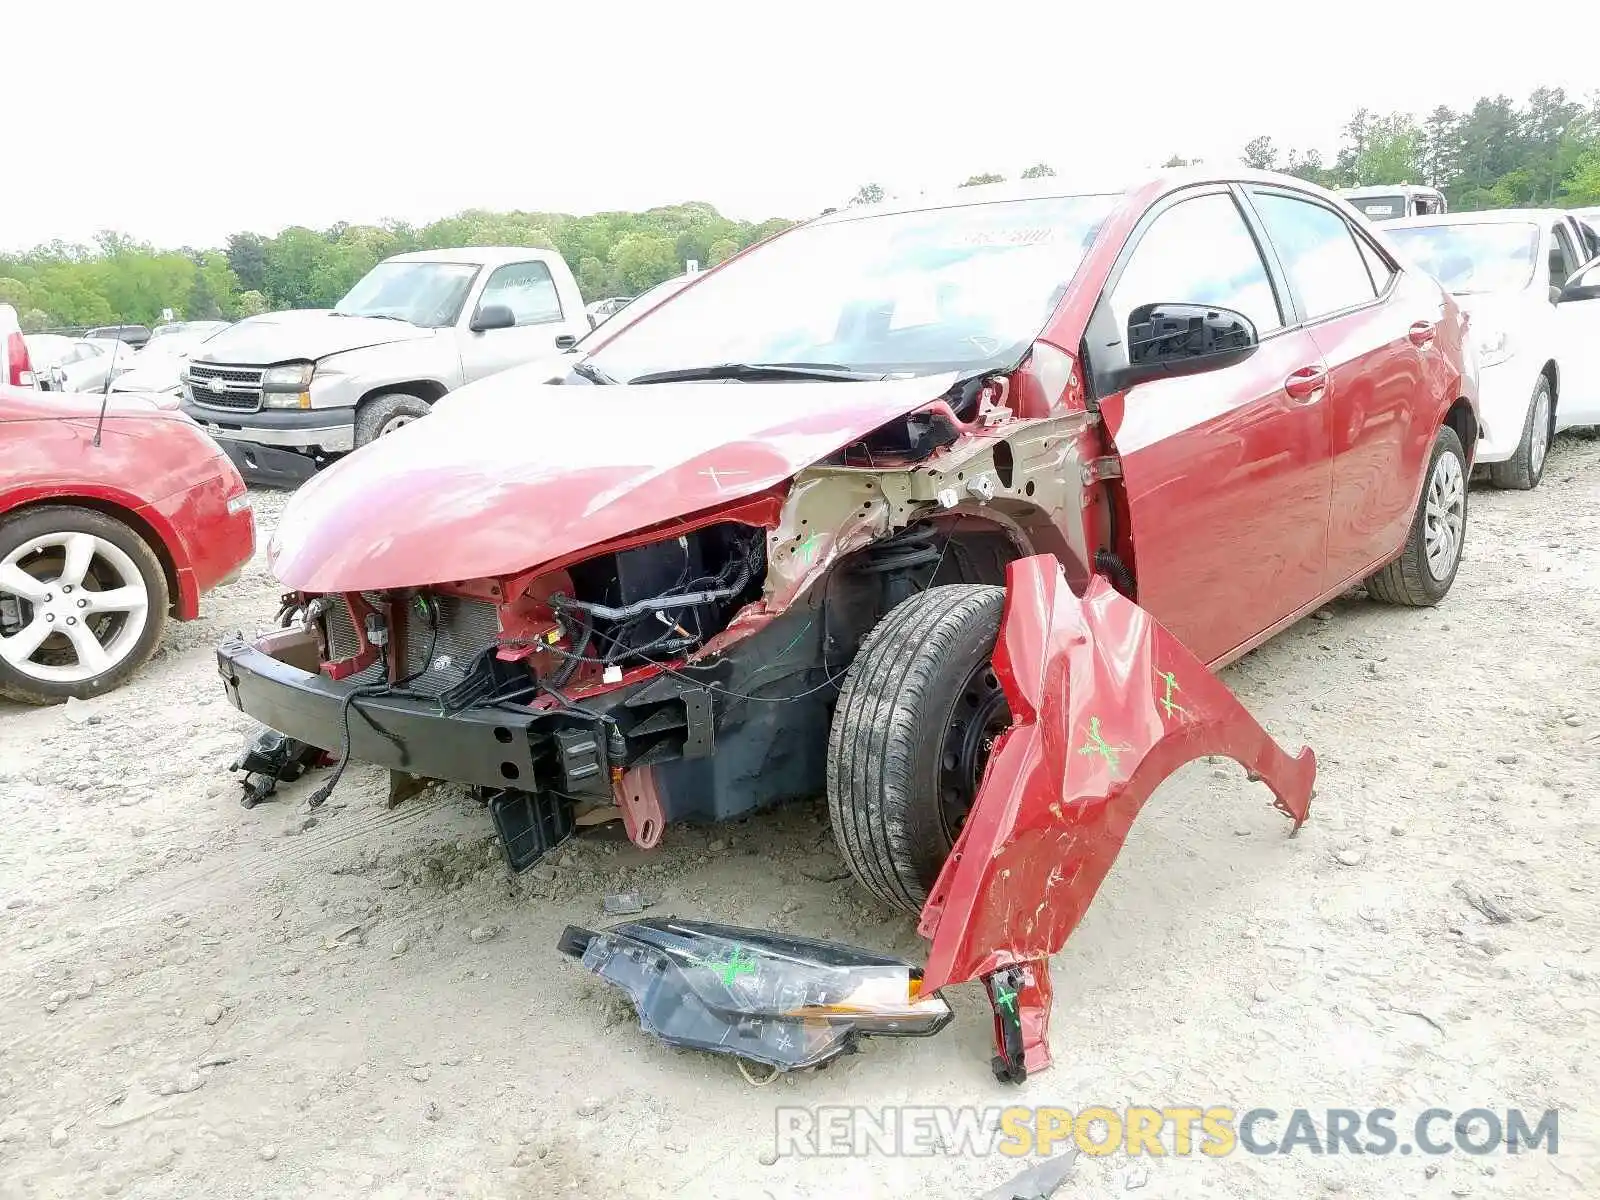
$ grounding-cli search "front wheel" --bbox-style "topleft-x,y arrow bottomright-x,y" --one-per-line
354,393 -> 433,447
0,506 -> 170,704
1365,425 -> 1468,607
826,585 -> 1011,915
1489,375 -> 1553,490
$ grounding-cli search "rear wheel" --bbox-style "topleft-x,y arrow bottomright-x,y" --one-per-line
1366,425 -> 1468,607
0,506 -> 169,704
1489,375 -> 1552,490
826,585 -> 1010,915
354,392 -> 432,447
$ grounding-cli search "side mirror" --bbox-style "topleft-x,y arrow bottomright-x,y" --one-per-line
1549,285 -> 1563,305
1109,302 -> 1259,392
1557,261 -> 1600,303
555,334 -> 578,350
470,304 -> 516,332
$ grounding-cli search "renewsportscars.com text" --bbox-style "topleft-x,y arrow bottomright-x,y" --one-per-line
772,1105 -> 1560,1159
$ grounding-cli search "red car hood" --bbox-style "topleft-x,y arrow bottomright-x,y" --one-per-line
269,374 -> 959,592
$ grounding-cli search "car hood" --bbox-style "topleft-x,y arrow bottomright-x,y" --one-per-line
189,310 -> 434,366
269,372 -> 959,593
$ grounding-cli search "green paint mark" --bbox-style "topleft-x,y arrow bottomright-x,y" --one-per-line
994,984 -> 1019,1016
1076,716 -> 1133,776
693,947 -> 760,987
794,533 -> 824,566
1158,671 -> 1191,720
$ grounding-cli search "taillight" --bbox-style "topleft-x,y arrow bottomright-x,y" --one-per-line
6,332 -> 35,388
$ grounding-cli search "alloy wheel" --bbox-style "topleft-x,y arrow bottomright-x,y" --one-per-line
0,532 -> 150,684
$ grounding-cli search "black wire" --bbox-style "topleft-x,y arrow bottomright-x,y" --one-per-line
503,615 -> 846,706
307,606 -> 438,808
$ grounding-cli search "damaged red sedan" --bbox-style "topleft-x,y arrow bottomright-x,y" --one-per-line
219,169 -> 1477,1080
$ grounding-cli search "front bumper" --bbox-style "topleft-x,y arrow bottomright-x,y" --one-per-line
183,402 -> 356,454
217,634 -> 543,789
1473,360 -> 1537,464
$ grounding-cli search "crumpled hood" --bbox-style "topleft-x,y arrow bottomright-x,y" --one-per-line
269,372 -> 958,592
190,310 -> 433,366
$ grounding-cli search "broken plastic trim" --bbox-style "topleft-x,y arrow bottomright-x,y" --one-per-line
559,918 -> 953,1072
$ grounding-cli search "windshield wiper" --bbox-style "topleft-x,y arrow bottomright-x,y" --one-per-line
571,360 -> 616,386
331,311 -> 410,322
626,362 -> 888,386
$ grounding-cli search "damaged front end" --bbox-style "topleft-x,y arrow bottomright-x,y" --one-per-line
218,371 -> 1315,1083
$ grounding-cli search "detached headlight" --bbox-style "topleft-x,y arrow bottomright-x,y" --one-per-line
262,362 -> 314,391
1476,327 -> 1514,368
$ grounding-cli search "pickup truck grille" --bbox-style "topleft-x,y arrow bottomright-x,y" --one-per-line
187,362 -> 264,412
322,593 -> 502,696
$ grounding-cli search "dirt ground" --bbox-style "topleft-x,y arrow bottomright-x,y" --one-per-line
2,435 -> 1598,1200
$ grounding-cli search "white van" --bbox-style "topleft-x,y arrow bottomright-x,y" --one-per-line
1339,184 -> 1448,222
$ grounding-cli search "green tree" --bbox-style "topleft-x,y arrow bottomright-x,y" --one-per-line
708,238 -> 740,266
1241,136 -> 1278,171
959,172 -> 1006,187
1020,162 -> 1056,179
849,183 -> 885,205
236,290 -> 269,317
225,233 -> 268,292
1160,154 -> 1197,168
608,233 -> 679,294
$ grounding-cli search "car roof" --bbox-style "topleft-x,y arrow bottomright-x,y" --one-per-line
1384,209 -> 1558,229
383,246 -> 564,267
808,165 -> 1349,226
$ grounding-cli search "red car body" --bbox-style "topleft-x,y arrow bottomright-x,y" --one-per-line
0,389 -> 256,622
221,168 -> 1476,1078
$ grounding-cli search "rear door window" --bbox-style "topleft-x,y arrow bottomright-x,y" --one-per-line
1251,191 -> 1377,320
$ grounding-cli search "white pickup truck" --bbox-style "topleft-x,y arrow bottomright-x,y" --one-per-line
181,247 -> 589,483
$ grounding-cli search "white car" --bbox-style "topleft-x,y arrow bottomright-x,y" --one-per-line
1384,209 -> 1600,489
24,334 -> 126,392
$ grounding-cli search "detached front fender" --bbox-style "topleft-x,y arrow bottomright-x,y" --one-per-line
919,556 -> 1315,995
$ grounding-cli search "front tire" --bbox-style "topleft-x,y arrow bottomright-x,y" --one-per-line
826,585 -> 1010,915
0,506 -> 169,705
1366,425 -> 1468,607
354,393 -> 432,447
1489,375 -> 1552,490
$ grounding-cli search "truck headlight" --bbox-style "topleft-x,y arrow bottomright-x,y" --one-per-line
262,391 -> 312,409
262,362 -> 315,391
1476,327 -> 1514,368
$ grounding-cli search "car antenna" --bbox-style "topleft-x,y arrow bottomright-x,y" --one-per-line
91,329 -> 124,448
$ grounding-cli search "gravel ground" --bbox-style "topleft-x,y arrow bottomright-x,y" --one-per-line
2,435 -> 1598,1200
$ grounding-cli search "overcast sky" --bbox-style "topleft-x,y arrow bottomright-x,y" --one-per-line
7,0 -> 1590,251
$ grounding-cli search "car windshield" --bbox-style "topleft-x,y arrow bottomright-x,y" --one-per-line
334,261 -> 481,328
1385,222 -> 1540,294
585,194 -> 1117,383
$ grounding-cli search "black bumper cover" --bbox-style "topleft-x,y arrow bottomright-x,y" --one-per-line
216,638 -> 542,791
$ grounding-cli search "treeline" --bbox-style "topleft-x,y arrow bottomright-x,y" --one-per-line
0,204 -> 794,331
1232,87 -> 1600,209
7,86 -> 1597,332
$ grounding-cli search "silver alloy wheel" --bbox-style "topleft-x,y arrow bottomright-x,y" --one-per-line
1423,449 -> 1466,581
378,413 -> 417,437
0,532 -> 150,684
1530,387 -> 1551,476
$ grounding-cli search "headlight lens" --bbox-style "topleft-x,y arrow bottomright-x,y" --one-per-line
1476,327 -> 1514,368
261,391 -> 312,410
262,362 -> 314,391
